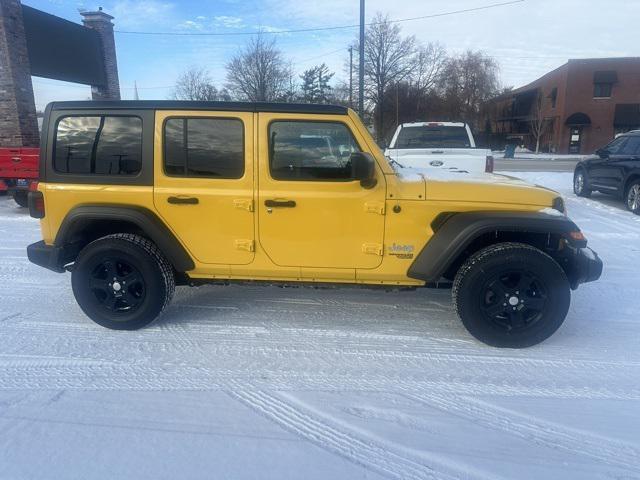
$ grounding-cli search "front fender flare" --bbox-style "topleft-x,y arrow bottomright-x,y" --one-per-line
407,211 -> 584,282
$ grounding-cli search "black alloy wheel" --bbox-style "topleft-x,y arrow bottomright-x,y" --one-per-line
480,270 -> 547,333
87,256 -> 146,314
72,234 -> 175,330
453,242 -> 570,348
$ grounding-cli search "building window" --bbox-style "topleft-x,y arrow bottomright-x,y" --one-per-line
269,121 -> 361,181
549,88 -> 558,108
593,70 -> 617,98
594,83 -> 613,98
164,117 -> 244,178
54,116 -> 142,175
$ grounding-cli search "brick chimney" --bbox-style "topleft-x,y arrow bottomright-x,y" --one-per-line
80,8 -> 120,100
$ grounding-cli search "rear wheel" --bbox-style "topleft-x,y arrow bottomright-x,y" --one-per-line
625,179 -> 640,214
453,242 -> 570,348
573,169 -> 591,197
13,190 -> 28,207
71,234 -> 175,330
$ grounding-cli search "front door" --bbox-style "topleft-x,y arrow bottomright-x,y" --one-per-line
569,127 -> 582,154
590,135 -> 628,193
257,113 -> 386,271
153,111 -> 255,265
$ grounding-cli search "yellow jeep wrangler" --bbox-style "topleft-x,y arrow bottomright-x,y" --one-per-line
27,101 -> 602,347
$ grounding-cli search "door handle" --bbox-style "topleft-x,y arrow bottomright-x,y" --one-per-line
167,196 -> 199,205
264,199 -> 296,208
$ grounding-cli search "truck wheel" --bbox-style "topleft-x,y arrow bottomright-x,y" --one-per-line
452,242 -> 570,348
13,190 -> 28,207
573,169 -> 591,197
71,234 -> 175,330
625,179 -> 640,214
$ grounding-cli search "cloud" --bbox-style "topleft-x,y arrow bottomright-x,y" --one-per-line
213,15 -> 244,29
109,0 -> 175,28
176,19 -> 202,30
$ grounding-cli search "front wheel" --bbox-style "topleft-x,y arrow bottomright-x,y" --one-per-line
573,169 -> 591,197
625,179 -> 640,215
452,243 -> 570,348
71,234 -> 175,330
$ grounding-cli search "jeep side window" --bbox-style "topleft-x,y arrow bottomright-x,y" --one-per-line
54,116 -> 142,175
164,118 -> 244,178
269,121 -> 361,181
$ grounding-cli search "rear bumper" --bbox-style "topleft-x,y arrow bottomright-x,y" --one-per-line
569,247 -> 603,288
26,241 -> 66,273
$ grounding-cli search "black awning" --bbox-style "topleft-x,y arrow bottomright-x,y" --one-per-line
565,112 -> 591,126
594,70 -> 618,83
614,104 -> 640,127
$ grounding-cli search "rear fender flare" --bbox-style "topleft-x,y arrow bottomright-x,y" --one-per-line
55,205 -> 195,272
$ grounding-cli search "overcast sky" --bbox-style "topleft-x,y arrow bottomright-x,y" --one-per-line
25,0 -> 640,109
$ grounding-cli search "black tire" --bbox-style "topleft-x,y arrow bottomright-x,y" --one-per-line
625,179 -> 640,215
452,242 -> 570,348
573,168 -> 591,197
71,233 -> 175,330
13,190 -> 28,207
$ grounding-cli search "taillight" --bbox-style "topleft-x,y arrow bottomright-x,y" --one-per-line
28,191 -> 45,219
28,181 -> 38,192
485,155 -> 494,173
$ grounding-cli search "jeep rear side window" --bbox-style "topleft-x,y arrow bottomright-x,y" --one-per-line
164,118 -> 244,178
269,121 -> 361,181
54,116 -> 142,175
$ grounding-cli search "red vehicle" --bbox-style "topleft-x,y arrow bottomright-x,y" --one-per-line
0,147 -> 39,207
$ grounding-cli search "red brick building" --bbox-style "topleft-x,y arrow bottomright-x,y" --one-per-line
486,58 -> 640,154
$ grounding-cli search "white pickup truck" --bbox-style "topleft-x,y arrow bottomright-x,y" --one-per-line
384,121 -> 494,174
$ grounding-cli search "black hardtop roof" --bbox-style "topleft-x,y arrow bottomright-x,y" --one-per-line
48,100 -> 349,115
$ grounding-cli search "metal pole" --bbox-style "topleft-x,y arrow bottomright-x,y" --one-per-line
349,46 -> 353,108
358,0 -> 365,116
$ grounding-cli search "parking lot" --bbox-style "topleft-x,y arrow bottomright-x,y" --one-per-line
1,172 -> 639,479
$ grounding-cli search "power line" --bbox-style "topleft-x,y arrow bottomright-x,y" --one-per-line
114,0 -> 524,37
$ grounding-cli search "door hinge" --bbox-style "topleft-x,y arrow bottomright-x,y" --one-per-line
235,239 -> 255,252
234,199 -> 254,212
364,201 -> 385,215
362,243 -> 383,256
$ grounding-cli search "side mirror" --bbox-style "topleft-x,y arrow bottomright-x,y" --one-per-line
351,152 -> 377,189
596,148 -> 610,159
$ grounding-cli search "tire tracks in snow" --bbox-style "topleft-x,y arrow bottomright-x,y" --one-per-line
226,384 -> 479,480
404,392 -> 640,473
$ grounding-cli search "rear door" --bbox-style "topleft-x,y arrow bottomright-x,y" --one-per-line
256,113 -> 386,272
153,111 -> 255,265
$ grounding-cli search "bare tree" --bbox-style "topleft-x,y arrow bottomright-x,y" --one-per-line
172,67 -> 220,101
364,12 -> 415,141
530,90 -> 551,153
411,42 -> 447,115
225,35 -> 291,102
439,50 -> 500,129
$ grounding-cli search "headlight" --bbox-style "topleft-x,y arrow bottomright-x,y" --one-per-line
552,196 -> 566,215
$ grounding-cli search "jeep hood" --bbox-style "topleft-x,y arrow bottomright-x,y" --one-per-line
390,167 -> 560,207
424,170 -> 560,207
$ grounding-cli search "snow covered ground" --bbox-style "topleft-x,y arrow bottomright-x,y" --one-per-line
1,173 -> 639,480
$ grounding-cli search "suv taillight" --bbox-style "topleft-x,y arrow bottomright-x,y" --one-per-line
28,191 -> 45,219
485,155 -> 494,173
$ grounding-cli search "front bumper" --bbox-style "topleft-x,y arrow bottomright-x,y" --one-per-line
27,241 -> 66,273
569,247 -> 603,288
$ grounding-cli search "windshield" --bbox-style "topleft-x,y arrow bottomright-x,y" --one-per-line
393,125 -> 471,149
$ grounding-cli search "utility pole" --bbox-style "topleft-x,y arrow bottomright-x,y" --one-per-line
358,0 -> 365,116
349,46 -> 353,108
